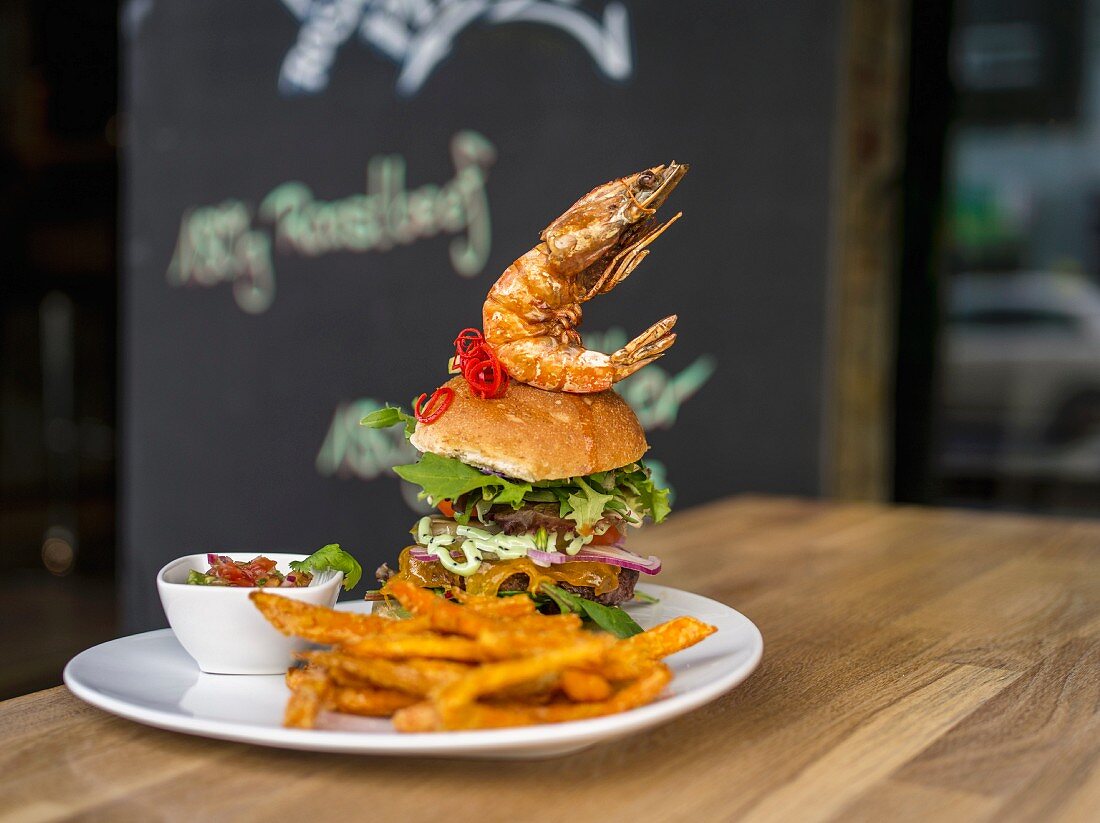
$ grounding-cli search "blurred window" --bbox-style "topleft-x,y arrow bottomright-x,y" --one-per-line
931,0 -> 1100,515
950,308 -> 1081,332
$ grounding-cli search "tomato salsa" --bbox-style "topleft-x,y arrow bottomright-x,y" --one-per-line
186,554 -> 312,588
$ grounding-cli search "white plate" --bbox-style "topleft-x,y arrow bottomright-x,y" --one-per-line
63,585 -> 762,759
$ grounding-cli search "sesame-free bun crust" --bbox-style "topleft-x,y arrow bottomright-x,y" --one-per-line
409,377 -> 648,481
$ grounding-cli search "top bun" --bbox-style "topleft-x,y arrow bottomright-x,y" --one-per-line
409,377 -> 648,481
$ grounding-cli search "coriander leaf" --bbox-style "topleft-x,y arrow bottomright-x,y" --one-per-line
288,544 -> 362,591
540,584 -> 644,638
393,452 -> 532,506
360,406 -> 417,440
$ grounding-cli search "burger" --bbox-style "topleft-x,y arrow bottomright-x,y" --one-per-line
365,375 -> 669,627
362,162 -> 687,631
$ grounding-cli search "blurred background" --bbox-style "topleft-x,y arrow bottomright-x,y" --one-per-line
3,0 -> 1099,699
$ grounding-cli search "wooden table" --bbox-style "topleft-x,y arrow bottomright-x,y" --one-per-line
3,496 -> 1099,822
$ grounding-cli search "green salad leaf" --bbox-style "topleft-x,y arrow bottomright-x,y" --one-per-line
392,452 -> 671,529
289,544 -> 362,591
360,405 -> 417,440
614,464 -> 672,524
393,453 -> 532,509
564,477 -> 614,532
540,583 -> 644,638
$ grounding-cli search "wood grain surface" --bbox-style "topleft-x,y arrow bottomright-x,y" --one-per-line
2,496 -> 1098,823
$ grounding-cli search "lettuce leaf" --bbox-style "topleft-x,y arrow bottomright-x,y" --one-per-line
289,544 -> 362,591
616,465 -> 671,524
393,452 -> 532,507
391,452 -> 671,527
564,477 -> 614,532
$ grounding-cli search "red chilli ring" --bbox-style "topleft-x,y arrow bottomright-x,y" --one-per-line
464,356 -> 506,399
453,328 -> 484,359
451,327 -> 509,399
413,387 -> 454,424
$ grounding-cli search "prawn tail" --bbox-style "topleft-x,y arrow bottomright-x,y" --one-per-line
496,337 -> 616,393
610,315 -> 678,373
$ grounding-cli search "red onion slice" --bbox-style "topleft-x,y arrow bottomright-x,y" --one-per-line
574,546 -> 662,575
409,545 -> 661,574
526,548 -> 568,567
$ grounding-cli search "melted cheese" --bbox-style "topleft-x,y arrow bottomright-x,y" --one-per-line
393,547 -> 620,597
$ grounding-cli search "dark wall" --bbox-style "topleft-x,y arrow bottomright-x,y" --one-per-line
122,1 -> 841,629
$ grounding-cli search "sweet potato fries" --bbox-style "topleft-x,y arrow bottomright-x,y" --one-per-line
251,580 -> 716,732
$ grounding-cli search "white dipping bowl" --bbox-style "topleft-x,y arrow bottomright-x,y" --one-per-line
157,553 -> 343,675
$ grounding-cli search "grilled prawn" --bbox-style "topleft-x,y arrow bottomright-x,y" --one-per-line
482,162 -> 688,393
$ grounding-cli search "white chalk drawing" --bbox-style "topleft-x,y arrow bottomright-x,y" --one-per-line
167,131 -> 495,314
279,0 -> 632,97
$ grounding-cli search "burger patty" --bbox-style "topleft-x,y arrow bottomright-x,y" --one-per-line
489,505 -> 577,535
511,567 -> 640,607
488,503 -> 624,543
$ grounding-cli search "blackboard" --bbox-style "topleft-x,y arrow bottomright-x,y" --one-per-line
122,0 -> 841,630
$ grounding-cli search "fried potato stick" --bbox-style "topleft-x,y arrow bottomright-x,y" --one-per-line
251,591 -> 429,645
288,664 -> 419,719
274,590 -> 716,733
433,639 -> 612,723
508,613 -> 584,632
284,666 -> 330,729
450,589 -> 536,617
383,580 -> 496,638
340,633 -> 494,662
497,664 -> 671,727
302,651 -> 469,696
385,581 -> 584,643
396,665 -> 672,731
620,616 -> 716,657
391,701 -> 441,733
476,625 -> 585,658
449,590 -> 583,633
601,616 -> 717,679
489,673 -> 561,702
560,669 -> 613,702
285,664 -> 316,690
327,684 -> 419,717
